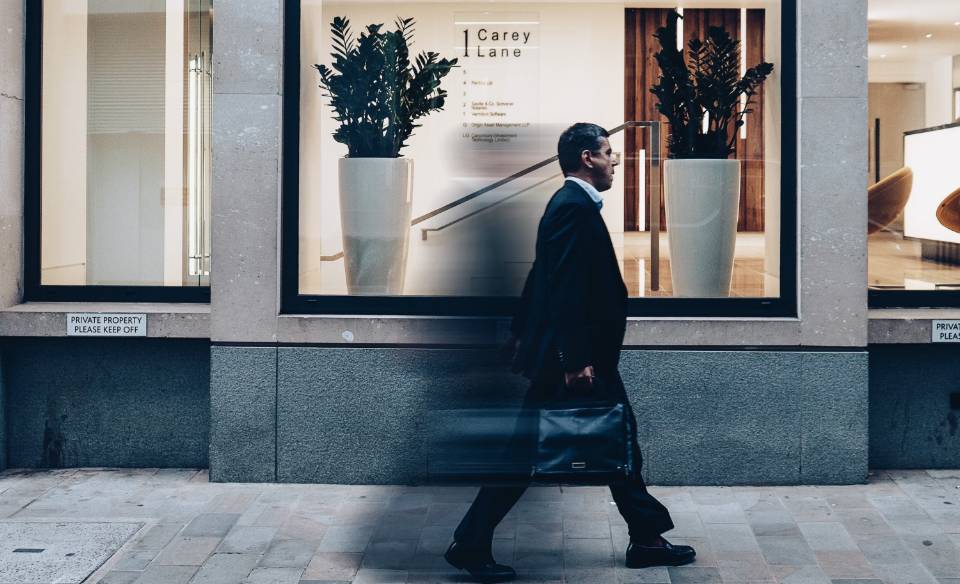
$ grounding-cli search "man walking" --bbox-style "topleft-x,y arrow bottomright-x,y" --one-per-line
444,123 -> 696,582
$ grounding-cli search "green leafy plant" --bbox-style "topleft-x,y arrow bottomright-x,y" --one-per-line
650,11 -> 774,159
314,16 -> 458,158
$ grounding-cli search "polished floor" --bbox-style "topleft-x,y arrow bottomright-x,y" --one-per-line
1,468 -> 958,583
302,232 -> 779,299
868,232 -> 960,290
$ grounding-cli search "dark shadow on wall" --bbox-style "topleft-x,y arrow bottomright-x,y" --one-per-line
2,337 -> 210,469
869,344 -> 960,469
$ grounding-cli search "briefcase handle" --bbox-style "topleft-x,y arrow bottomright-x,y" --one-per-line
551,374 -> 619,407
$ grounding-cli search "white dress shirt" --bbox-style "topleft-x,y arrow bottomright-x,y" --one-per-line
564,176 -> 604,210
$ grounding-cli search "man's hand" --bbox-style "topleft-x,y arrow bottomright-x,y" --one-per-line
564,365 -> 595,390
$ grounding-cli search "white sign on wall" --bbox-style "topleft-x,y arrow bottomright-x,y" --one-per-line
67,313 -> 147,337
932,320 -> 960,342
903,125 -> 960,244
454,12 -> 540,148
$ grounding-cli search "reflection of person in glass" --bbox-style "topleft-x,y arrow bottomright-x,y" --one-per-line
445,123 -> 696,582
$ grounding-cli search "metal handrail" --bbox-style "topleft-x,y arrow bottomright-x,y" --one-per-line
320,121 -> 663,289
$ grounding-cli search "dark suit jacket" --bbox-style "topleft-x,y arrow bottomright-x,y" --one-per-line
511,180 -> 628,382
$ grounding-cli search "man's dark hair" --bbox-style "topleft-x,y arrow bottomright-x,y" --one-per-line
557,123 -> 610,174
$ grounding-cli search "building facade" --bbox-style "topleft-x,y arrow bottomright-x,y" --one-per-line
0,0 -> 957,484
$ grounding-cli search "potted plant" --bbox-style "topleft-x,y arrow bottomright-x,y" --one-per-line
315,17 -> 457,294
651,11 -> 773,297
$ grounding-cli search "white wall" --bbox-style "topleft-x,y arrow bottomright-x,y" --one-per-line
41,0 -> 88,285
870,57 -> 955,128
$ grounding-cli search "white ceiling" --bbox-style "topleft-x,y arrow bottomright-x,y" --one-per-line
869,0 -> 960,62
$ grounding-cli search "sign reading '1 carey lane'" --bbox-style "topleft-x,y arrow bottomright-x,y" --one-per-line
67,313 -> 147,337
932,320 -> 960,342
454,12 -> 540,148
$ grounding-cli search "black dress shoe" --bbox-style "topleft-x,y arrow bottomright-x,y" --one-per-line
625,537 -> 696,568
444,541 -> 517,583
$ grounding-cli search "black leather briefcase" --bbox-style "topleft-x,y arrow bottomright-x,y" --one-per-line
531,392 -> 634,484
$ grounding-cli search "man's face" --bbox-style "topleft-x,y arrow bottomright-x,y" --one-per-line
585,137 -> 619,192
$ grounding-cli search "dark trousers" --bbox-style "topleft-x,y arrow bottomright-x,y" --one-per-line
453,370 -> 674,553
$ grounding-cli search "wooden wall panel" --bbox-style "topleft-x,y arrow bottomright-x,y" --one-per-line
624,8 -> 766,232
624,8 -> 670,231
742,9 -> 766,232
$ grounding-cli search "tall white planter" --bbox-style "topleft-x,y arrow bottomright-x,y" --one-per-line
338,158 -> 413,295
663,159 -> 741,297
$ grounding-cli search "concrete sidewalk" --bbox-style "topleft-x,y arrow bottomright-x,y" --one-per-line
0,469 -> 958,584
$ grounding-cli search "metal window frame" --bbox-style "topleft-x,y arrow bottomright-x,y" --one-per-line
282,0 -> 798,317
23,1 -> 210,303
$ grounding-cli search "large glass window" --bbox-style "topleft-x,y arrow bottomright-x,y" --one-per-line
867,1 -> 960,304
32,0 -> 212,294
288,0 -> 794,313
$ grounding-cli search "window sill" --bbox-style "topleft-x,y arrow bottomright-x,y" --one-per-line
868,308 -> 960,344
273,314 -> 805,347
0,302 -> 210,339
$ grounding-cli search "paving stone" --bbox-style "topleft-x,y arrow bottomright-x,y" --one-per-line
110,549 -> 157,571
301,552 -> 362,581
242,566 -> 303,584
837,509 -> 895,537
705,523 -> 762,553
667,566 -> 723,584
152,536 -> 220,566
823,492 -> 873,511
563,567 -> 619,583
563,520 -> 611,539
189,553 -> 258,584
277,514 -> 329,543
514,502 -> 563,523
782,497 -> 836,522
757,536 -> 818,566
616,566 -> 671,583
717,550 -> 776,582
562,537 -> 614,568
769,565 -> 832,584
814,550 -> 877,579
3,470 -> 960,584
869,496 -> 930,522
854,534 -> 917,566
333,502 -> 388,527
889,518 -> 947,537
129,563 -> 198,584
416,526 -> 454,556
698,502 -> 749,524
664,511 -> 706,538
737,490 -> 788,513
218,526 -> 278,554
871,562 -> 939,584
424,503 -> 470,526
97,572 -> 141,584
130,523 -> 183,551
352,568 -> 408,584
317,526 -> 375,553
259,538 -> 318,568
901,534 -> 960,578
181,513 -> 240,537
361,539 -> 418,570
797,522 -> 859,551
748,511 -> 803,537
